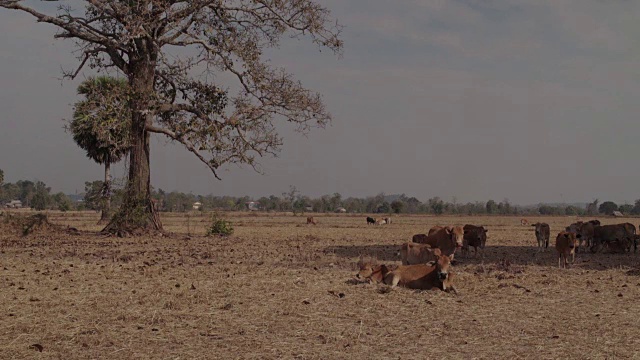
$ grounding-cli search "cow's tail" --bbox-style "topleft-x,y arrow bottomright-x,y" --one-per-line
545,239 -> 549,249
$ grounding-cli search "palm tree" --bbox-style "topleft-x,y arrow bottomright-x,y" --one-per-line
67,76 -> 130,224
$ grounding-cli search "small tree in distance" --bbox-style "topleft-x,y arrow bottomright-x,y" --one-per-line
486,200 -> 498,214
619,204 -> 633,214
587,199 -> 599,215
391,200 -> 405,214
598,201 -> 618,215
67,76 -> 130,224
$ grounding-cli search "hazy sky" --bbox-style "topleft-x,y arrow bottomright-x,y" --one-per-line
1,0 -> 640,205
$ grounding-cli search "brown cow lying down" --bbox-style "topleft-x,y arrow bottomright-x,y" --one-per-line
400,243 -> 441,265
356,254 -> 457,293
413,226 -> 464,258
306,216 -> 317,225
556,231 -> 580,268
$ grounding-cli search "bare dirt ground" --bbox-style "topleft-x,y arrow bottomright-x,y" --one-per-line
2,211 -> 640,359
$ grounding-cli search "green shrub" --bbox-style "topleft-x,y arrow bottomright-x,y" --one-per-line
206,214 -> 234,236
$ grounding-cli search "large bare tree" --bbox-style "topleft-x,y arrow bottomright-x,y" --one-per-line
0,0 -> 342,235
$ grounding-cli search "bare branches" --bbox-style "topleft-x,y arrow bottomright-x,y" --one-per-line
1,0 -> 342,180
146,124 -> 221,180
65,52 -> 91,80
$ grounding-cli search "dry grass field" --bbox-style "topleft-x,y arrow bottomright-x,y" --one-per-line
2,211 -> 640,359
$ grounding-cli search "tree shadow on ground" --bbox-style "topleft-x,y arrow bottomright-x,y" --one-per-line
324,244 -> 640,272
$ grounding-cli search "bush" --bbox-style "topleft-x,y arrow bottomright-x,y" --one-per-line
206,213 -> 234,236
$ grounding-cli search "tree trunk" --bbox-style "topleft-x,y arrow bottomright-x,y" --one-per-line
97,161 -> 111,225
103,57 -> 162,236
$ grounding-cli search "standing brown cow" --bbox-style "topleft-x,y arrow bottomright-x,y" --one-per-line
556,231 -> 580,268
566,221 -> 594,250
532,223 -> 551,251
462,225 -> 488,258
413,226 -> 464,258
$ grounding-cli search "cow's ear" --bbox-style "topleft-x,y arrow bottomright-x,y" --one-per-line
445,227 -> 453,235
433,248 -> 442,257
484,229 -> 488,233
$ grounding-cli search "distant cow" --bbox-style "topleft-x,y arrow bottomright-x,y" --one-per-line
413,226 -> 464,258
592,223 -> 636,253
366,217 -> 376,225
588,219 -> 601,227
357,255 -> 457,293
400,243 -> 441,265
532,223 -> 551,251
384,217 -> 392,225
462,225 -> 488,258
376,218 -> 387,225
556,231 -> 580,268
566,221 -> 594,250
520,219 -> 529,226
306,216 -> 317,225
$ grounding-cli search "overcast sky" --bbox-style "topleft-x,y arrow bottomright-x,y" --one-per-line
1,0 -> 639,205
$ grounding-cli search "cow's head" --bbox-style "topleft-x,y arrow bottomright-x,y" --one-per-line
532,223 -> 546,236
435,254 -> 453,283
356,262 -> 388,283
464,227 -> 488,248
478,228 -> 488,248
561,232 -> 579,249
447,226 -> 465,249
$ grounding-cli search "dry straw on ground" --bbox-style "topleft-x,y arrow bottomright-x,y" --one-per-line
2,211 -> 640,359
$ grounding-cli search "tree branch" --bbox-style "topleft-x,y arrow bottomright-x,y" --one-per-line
146,124 -> 221,180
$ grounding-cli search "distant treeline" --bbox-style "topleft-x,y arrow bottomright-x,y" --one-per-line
2,174 -> 639,216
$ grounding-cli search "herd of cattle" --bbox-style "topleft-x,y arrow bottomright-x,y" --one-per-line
307,216 -> 394,225
356,218 -> 640,294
